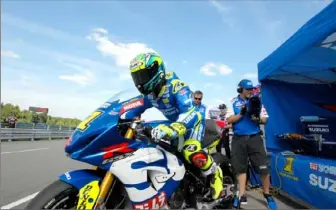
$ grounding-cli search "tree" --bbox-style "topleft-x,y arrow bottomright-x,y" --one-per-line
1,102 -> 81,127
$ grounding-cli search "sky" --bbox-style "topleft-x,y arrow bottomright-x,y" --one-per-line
1,0 -> 332,120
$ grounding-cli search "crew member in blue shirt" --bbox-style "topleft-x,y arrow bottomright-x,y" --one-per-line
192,90 -> 207,119
227,79 -> 277,210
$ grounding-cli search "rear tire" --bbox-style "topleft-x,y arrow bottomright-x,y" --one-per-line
25,180 -> 78,209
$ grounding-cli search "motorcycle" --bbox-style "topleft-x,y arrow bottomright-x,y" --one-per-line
25,90 -> 234,209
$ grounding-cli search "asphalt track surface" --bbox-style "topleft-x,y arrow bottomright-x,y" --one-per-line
0,140 -> 306,209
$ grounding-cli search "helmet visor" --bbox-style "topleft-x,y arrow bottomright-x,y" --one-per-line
131,62 -> 159,88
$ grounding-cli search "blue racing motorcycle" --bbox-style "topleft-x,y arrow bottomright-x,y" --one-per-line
25,90 -> 234,209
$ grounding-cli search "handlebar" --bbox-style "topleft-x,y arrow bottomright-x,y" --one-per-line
134,124 -> 178,154
118,119 -> 179,154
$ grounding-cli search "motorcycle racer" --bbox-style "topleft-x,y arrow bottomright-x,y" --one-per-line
125,52 -> 224,200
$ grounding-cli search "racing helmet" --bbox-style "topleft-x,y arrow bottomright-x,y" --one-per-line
218,104 -> 227,109
129,52 -> 166,95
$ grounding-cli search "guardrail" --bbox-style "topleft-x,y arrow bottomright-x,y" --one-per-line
1,122 -> 77,130
1,128 -> 73,141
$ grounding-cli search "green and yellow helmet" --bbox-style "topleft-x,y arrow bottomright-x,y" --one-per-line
129,52 -> 166,95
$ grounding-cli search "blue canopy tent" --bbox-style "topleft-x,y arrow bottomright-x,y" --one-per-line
255,1 -> 336,209
259,1 -> 336,150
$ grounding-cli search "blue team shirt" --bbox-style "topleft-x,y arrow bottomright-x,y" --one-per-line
232,95 -> 261,135
194,104 -> 207,119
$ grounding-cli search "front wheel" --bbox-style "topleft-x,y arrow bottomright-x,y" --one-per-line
25,180 -> 79,209
25,179 -> 129,209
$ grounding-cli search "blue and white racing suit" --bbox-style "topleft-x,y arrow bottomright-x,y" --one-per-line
125,71 -> 223,198
125,71 -> 205,143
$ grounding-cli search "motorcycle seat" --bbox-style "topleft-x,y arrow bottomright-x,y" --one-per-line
201,119 -> 221,148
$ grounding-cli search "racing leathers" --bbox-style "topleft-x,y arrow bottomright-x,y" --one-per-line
125,71 -> 224,200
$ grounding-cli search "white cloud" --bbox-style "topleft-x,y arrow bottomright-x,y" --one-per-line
1,15 -> 204,122
87,28 -> 156,68
1,45 -> 123,120
1,50 -> 20,59
306,0 -> 332,9
58,61 -> 96,86
244,2 -> 284,39
1,74 -> 100,120
59,70 -> 95,86
242,73 -> 258,79
204,83 -> 212,89
2,13 -> 82,44
209,0 -> 236,28
92,28 -> 108,34
200,62 -> 233,76
203,82 -> 223,89
209,0 -> 231,14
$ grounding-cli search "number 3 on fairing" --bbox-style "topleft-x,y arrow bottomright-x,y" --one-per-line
77,111 -> 103,131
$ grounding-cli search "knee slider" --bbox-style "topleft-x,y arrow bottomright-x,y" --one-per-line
189,151 -> 209,168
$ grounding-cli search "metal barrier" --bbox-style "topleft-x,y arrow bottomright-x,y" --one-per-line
1,122 -> 77,130
1,128 -> 73,141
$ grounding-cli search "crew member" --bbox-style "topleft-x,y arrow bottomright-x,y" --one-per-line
193,90 -> 207,119
227,79 -> 277,210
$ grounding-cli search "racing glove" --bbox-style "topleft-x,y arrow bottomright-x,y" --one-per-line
151,124 -> 177,142
151,123 -> 187,142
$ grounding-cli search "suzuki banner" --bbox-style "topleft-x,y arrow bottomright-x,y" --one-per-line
265,152 -> 336,209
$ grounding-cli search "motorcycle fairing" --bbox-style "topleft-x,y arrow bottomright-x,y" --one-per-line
65,96 -> 150,170
109,145 -> 185,207
76,180 -> 100,210
59,169 -> 102,190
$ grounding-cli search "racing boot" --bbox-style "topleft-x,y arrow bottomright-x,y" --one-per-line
200,156 -> 224,200
209,166 -> 224,200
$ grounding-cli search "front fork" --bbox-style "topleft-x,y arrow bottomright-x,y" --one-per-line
92,121 -> 138,209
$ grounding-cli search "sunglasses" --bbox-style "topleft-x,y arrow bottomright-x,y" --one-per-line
194,97 -> 202,101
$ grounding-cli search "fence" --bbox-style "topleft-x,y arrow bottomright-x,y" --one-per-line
1,128 -> 73,141
1,122 -> 77,130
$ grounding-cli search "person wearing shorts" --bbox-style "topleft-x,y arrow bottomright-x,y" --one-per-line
227,79 -> 277,210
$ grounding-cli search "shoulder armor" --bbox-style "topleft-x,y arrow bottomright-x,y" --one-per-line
165,71 -> 175,80
171,79 -> 188,94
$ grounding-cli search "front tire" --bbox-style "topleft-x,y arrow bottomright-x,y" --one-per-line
25,178 -> 129,209
25,180 -> 78,209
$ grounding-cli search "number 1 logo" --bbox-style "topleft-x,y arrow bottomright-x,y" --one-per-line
77,111 -> 103,131
283,157 -> 295,174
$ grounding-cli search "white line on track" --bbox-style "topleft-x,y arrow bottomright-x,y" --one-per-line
0,192 -> 39,209
1,148 -> 49,155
